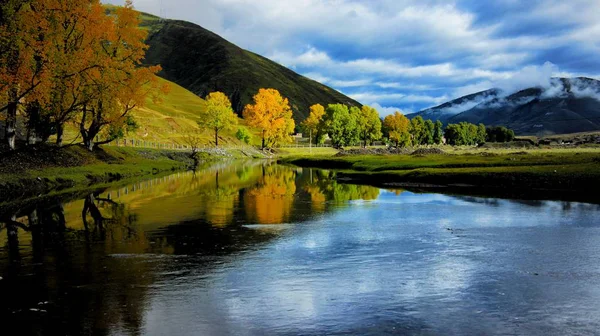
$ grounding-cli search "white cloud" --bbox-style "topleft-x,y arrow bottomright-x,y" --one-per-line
350,92 -> 448,105
103,0 -> 600,112
370,103 -> 409,117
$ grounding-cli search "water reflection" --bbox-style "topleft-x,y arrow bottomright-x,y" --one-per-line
1,163 -> 599,335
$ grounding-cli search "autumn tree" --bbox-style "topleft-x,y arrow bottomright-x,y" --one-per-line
0,1 -> 52,150
356,105 -> 382,147
300,103 -> 325,150
77,0 -> 164,151
243,88 -> 295,149
383,111 -> 411,148
198,92 -> 237,147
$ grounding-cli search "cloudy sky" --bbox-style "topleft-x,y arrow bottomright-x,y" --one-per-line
105,0 -> 600,115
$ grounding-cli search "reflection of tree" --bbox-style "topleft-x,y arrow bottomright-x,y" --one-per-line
0,194 -> 150,335
244,165 -> 297,224
303,170 -> 380,206
203,177 -> 240,227
387,189 -> 405,196
82,192 -> 138,241
304,184 -> 327,212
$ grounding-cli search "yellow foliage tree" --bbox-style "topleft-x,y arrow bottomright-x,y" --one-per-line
383,111 -> 411,148
357,105 -> 382,147
199,91 -> 238,147
242,88 -> 295,149
300,103 -> 325,150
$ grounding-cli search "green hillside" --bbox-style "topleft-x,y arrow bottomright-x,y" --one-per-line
141,19 -> 361,122
59,76 -> 248,147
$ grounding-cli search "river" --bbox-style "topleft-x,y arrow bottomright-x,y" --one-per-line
1,161 -> 600,335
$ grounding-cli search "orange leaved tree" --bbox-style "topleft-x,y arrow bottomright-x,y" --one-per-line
77,0 -> 164,151
242,88 -> 295,149
0,1 -> 53,150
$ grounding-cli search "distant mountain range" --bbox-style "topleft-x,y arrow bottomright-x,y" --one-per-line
409,77 -> 600,135
140,17 -> 360,123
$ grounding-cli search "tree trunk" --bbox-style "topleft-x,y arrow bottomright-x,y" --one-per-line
262,130 -> 266,149
215,128 -> 219,147
309,129 -> 312,153
56,124 -> 64,147
6,101 -> 17,150
27,126 -> 36,146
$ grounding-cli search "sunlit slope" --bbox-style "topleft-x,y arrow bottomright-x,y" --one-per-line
61,76 -> 248,146
129,76 -> 207,144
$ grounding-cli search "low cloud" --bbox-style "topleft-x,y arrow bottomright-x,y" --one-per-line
370,103 -> 409,117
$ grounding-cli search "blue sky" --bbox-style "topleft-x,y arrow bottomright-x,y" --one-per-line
105,0 -> 600,115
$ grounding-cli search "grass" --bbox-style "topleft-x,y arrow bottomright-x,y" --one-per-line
276,147 -> 339,157
0,146 -> 194,202
280,147 -> 600,199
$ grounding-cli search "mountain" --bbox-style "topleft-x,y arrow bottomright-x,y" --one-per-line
412,89 -> 500,121
409,78 -> 600,135
141,19 -> 360,122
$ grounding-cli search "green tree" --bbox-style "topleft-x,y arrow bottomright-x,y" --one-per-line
199,92 -> 238,147
477,123 -> 487,145
410,116 -> 426,145
433,120 -> 444,144
356,105 -> 382,147
235,127 -> 252,144
424,119 -> 435,145
324,104 -> 359,148
445,122 -> 488,146
486,126 -> 515,142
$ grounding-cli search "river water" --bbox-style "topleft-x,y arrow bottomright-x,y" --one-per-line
1,161 -> 600,335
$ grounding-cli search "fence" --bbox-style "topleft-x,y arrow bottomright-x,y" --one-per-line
105,138 -> 248,151
276,143 -> 333,148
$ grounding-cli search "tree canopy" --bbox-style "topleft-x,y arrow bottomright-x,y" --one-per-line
242,88 -> 295,148
323,104 -> 358,148
199,91 -> 238,147
357,105 -> 382,147
0,0 -> 164,150
383,111 -> 411,147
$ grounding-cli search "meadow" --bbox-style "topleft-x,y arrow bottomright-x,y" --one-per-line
280,145 -> 600,202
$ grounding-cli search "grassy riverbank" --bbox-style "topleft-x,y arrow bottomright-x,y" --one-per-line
281,148 -> 600,201
0,144 -> 259,202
